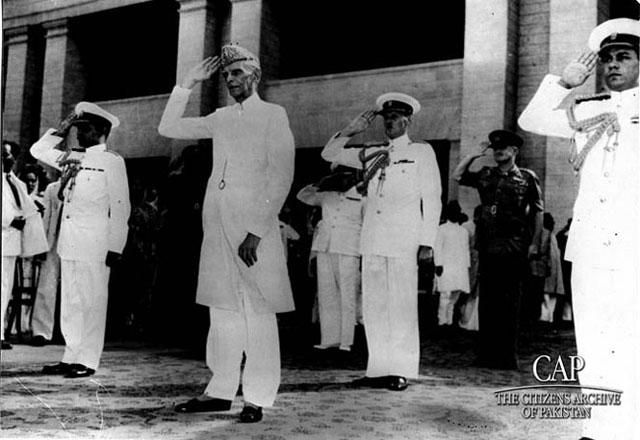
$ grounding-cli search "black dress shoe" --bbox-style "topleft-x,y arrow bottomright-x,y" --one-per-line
387,376 -> 408,391
351,376 -> 389,388
175,397 -> 232,413
64,364 -> 95,378
42,362 -> 72,375
30,335 -> 48,347
1,341 -> 12,350
239,405 -> 263,423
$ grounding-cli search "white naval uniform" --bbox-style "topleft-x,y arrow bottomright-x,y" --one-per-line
434,221 -> 470,326
31,131 -> 130,370
159,86 -> 295,407
297,184 -> 363,349
2,172 -> 48,341
31,181 -> 63,340
322,133 -> 441,378
519,75 -> 639,440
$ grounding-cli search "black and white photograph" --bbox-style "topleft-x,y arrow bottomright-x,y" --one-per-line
1,1 -> 639,439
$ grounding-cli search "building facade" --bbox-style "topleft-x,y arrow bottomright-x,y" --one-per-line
2,0 -> 639,226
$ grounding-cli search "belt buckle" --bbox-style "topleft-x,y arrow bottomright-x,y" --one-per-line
490,205 -> 497,216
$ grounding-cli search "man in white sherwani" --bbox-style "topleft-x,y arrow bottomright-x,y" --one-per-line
322,93 -> 441,391
158,44 -> 295,423
31,102 -> 130,378
30,173 -> 63,346
434,201 -> 470,327
519,18 -> 639,440
2,141 -> 48,350
297,166 -> 363,352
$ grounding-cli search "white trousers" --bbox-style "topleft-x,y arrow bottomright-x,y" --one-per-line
437,291 -> 460,326
60,260 -> 109,370
204,292 -> 280,407
1,256 -> 17,341
32,251 -> 61,339
362,254 -> 419,378
316,252 -> 359,348
572,263 -> 639,440
539,293 -> 557,323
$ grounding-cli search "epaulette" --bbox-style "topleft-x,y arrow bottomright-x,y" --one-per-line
519,167 -> 539,181
574,92 -> 611,105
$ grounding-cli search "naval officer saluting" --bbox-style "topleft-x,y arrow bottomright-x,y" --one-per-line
31,103 -> 130,378
519,18 -> 639,440
322,93 -> 442,391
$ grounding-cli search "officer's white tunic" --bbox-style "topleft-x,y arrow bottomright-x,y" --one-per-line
159,86 -> 295,407
322,133 -> 441,378
32,181 -> 63,340
31,132 -> 130,370
297,185 -> 363,349
519,75 -> 639,440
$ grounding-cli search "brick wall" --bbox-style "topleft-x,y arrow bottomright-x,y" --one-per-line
543,0 -> 601,227
97,94 -> 174,158
264,60 -> 463,149
516,0 -> 550,187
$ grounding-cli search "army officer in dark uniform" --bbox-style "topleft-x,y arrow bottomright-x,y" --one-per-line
453,130 -> 543,370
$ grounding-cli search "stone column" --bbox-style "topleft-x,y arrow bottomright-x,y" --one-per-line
176,0 -> 221,116
458,0 -> 519,212
39,19 -> 86,135
3,25 -> 45,149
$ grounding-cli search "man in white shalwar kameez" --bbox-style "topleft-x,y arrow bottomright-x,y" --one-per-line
158,44 -> 295,423
322,93 -> 441,391
519,18 -> 639,440
434,202 -> 470,327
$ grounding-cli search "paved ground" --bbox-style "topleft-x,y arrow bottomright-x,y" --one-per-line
1,318 -> 584,440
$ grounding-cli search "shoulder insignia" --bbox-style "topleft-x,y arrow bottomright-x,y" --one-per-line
574,92 -> 611,105
519,168 -> 539,180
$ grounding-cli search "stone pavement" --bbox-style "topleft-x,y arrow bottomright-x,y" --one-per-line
1,321 -> 584,440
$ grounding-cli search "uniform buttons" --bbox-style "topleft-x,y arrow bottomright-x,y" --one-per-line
376,210 -> 382,214
401,170 -> 406,174
599,197 -> 607,203
66,215 -> 70,219
604,172 -> 610,178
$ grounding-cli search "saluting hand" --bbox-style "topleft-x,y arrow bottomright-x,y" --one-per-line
560,51 -> 598,89
239,232 -> 261,267
341,110 -> 377,137
54,111 -> 79,138
181,56 -> 221,89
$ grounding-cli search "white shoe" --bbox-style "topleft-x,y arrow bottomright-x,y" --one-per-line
313,343 -> 338,350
